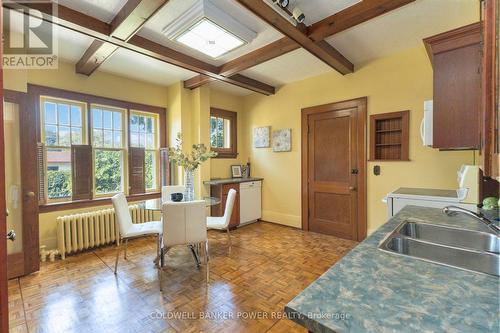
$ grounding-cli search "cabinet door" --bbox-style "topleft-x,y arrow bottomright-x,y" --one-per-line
433,43 -> 481,149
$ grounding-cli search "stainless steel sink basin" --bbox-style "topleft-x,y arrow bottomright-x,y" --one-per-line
381,236 -> 500,277
379,220 -> 500,277
397,221 -> 500,254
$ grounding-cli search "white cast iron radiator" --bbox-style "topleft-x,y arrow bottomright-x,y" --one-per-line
57,204 -> 155,259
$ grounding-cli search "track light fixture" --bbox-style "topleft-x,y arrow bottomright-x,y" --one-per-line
274,0 -> 289,8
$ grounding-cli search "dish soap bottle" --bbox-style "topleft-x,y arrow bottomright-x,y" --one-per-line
246,159 -> 251,178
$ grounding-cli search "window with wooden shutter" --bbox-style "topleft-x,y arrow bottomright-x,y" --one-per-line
37,143 -> 47,205
35,87 -> 166,210
130,110 -> 159,191
160,148 -> 170,187
71,145 -> 93,200
41,96 -> 87,202
129,147 -> 145,195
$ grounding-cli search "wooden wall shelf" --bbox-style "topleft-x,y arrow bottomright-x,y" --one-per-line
370,111 -> 409,161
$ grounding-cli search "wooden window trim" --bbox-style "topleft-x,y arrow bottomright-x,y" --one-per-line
28,84 -> 167,212
210,108 -> 237,158
38,192 -> 161,213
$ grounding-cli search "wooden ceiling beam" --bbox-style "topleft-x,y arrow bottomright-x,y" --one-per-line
235,0 -> 354,75
219,37 -> 299,77
75,0 -> 169,76
308,0 -> 416,42
184,75 -> 216,90
196,0 -> 417,81
4,2 -> 275,95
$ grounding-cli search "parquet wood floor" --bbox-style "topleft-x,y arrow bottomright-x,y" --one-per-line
8,222 -> 357,333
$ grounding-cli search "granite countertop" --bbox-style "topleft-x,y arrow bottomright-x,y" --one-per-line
203,177 -> 263,185
285,205 -> 499,333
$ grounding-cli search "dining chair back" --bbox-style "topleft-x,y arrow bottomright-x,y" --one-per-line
221,189 -> 237,229
206,189 -> 237,251
111,193 -> 162,274
112,192 -> 134,237
162,200 -> 207,247
160,200 -> 209,289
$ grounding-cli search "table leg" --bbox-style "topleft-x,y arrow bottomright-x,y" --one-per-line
189,244 -> 201,267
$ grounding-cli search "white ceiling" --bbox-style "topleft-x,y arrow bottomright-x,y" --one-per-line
58,0 -> 129,23
5,8 -> 196,87
327,0 -> 480,66
98,48 -> 196,86
139,0 -> 284,66
241,0 -> 480,87
242,48 -> 333,87
4,0 -> 481,96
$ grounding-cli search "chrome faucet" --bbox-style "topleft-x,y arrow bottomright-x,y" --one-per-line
443,206 -> 500,234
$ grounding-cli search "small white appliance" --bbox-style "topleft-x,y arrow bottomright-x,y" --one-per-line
239,180 -> 262,225
384,165 -> 480,218
420,100 -> 433,146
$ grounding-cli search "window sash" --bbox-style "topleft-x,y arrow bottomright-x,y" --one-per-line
91,104 -> 127,149
93,148 -> 126,197
130,110 -> 159,150
46,147 -> 73,202
40,96 -> 87,147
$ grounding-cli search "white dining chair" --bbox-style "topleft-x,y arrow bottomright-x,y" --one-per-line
159,200 -> 208,290
207,188 -> 236,251
161,185 -> 186,202
111,193 -> 162,274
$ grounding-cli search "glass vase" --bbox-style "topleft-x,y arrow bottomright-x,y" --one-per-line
184,169 -> 195,201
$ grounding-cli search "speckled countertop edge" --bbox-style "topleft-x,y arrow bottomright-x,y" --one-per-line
284,205 -> 500,333
203,177 -> 263,185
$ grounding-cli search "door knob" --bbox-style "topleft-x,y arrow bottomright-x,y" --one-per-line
7,230 -> 15,241
26,191 -> 35,198
348,186 -> 356,191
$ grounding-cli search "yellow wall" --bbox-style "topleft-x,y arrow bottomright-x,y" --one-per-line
243,46 -> 474,233
209,89 -> 248,179
4,62 -> 168,107
4,61 -> 170,250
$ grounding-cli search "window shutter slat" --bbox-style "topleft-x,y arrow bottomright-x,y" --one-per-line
129,147 -> 145,195
160,148 -> 170,187
37,143 -> 46,205
71,145 -> 93,200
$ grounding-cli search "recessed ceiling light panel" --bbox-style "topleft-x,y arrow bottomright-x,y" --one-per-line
176,18 -> 245,58
163,0 -> 256,59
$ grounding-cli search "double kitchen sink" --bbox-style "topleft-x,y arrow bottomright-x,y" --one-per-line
379,220 -> 500,277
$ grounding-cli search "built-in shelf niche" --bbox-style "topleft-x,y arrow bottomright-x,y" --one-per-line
370,111 -> 410,161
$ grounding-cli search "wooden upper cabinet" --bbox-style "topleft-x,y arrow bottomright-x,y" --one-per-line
424,22 -> 482,150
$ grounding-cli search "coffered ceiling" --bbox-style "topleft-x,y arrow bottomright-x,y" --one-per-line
4,0 -> 480,95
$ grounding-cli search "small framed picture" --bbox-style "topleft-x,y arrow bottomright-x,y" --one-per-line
231,165 -> 242,178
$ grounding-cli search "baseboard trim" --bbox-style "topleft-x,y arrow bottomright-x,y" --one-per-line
261,210 -> 301,229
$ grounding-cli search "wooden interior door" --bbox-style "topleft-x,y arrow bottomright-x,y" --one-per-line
302,98 -> 367,241
0,2 -> 9,332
